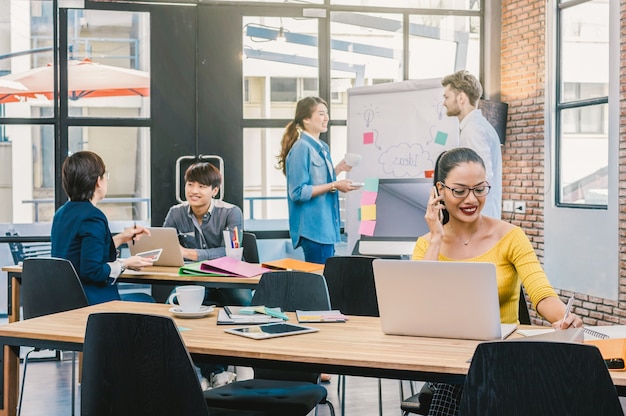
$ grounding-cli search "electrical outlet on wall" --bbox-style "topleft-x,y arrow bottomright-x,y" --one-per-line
503,200 -> 514,212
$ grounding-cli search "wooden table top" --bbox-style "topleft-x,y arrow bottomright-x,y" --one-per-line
0,300 -> 625,386
2,265 -> 262,285
0,301 -> 475,382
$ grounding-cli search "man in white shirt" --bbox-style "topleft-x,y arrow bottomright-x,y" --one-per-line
442,70 -> 502,219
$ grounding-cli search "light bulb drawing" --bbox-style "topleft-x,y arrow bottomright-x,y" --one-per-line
358,105 -> 378,128
364,108 -> 375,127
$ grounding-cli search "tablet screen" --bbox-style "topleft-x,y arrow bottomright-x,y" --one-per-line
224,322 -> 318,339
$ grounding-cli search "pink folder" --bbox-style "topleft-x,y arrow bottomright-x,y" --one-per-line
201,256 -> 271,278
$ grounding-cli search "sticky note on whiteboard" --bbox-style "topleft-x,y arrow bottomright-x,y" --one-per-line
361,205 -> 376,221
360,191 -> 378,205
364,178 -> 379,192
363,132 -> 374,144
434,131 -> 448,146
359,220 -> 376,236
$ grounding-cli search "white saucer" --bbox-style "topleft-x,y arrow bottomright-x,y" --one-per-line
169,305 -> 214,318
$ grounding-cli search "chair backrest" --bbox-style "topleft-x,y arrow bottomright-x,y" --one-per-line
459,341 -> 624,416
5,231 -> 52,265
81,312 -> 210,416
242,231 -> 260,263
518,285 -> 531,325
323,255 -> 379,317
251,271 -> 331,382
21,257 -> 89,320
251,271 -> 331,312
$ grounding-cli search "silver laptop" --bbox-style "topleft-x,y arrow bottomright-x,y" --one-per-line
128,227 -> 185,267
372,259 -> 517,341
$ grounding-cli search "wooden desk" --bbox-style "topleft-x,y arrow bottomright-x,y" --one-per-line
1,265 -> 261,323
0,301 -> 476,416
0,301 -> 625,416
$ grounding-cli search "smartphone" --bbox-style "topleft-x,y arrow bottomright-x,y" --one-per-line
351,181 -> 365,188
433,186 -> 444,223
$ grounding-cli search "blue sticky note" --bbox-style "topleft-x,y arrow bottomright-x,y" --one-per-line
364,178 -> 379,192
434,131 -> 448,146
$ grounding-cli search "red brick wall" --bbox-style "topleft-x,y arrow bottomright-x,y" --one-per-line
500,0 -> 623,326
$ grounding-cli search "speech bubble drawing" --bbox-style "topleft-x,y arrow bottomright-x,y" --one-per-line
377,142 -> 433,177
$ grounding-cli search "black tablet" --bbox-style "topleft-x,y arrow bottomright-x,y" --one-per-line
224,322 -> 318,340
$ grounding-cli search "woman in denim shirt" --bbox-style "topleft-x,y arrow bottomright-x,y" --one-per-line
277,97 -> 358,264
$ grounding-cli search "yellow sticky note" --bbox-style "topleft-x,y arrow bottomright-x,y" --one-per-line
361,204 -> 376,221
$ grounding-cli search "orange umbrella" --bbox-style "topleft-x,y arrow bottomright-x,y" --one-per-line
0,79 -> 32,103
0,58 -> 150,103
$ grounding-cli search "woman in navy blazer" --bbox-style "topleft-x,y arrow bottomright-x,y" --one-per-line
51,151 -> 154,304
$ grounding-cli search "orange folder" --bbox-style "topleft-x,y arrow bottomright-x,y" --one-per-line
585,338 -> 626,370
261,258 -> 324,273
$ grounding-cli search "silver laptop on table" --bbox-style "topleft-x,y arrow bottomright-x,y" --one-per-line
128,227 -> 185,267
372,259 -> 517,341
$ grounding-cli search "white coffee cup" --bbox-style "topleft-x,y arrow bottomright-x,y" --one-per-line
167,285 -> 205,313
344,153 -> 362,167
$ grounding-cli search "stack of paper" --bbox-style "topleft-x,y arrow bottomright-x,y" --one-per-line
296,310 -> 348,323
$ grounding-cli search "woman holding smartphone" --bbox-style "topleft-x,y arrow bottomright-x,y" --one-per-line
413,147 -> 581,416
277,96 -> 358,265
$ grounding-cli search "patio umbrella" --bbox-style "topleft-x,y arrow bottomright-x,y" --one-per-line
0,79 -> 32,103
0,58 -> 150,103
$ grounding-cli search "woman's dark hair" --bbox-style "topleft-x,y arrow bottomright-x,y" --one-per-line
61,151 -> 106,201
433,147 -> 486,224
185,162 -> 222,189
276,96 -> 328,175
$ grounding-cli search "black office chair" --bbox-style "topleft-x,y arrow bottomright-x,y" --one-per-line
459,340 -> 624,415
242,231 -> 260,263
203,271 -> 336,416
324,255 -> 394,416
400,285 -> 532,416
81,312 -> 212,416
19,257 -> 89,416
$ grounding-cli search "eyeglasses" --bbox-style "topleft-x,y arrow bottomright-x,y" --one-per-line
103,171 -> 110,180
439,182 -> 491,198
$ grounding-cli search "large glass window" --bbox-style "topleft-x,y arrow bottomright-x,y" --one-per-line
556,0 -> 609,207
329,12 -> 403,120
242,4 -> 483,225
408,14 -> 480,79
66,10 -> 150,118
242,16 -> 319,120
0,3 -> 151,247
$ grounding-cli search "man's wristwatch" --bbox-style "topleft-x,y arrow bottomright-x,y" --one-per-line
118,259 -> 126,274
330,182 -> 337,193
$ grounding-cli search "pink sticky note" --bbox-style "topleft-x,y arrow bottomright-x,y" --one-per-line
360,191 -> 378,205
363,132 -> 374,144
359,220 -> 376,236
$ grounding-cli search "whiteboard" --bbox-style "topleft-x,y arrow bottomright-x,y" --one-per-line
345,79 -> 459,253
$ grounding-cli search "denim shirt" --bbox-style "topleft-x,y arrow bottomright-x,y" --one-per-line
286,132 -> 341,248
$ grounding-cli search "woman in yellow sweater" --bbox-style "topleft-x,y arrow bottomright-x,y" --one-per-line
413,147 -> 581,416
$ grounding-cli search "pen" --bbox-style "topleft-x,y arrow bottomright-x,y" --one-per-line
233,226 -> 240,248
561,294 -> 575,327
132,221 -> 136,245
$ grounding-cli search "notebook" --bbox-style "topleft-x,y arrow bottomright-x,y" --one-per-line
128,227 -> 185,267
518,325 -> 625,341
372,259 -> 517,341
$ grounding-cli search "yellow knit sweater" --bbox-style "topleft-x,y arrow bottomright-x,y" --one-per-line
412,227 -> 557,324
